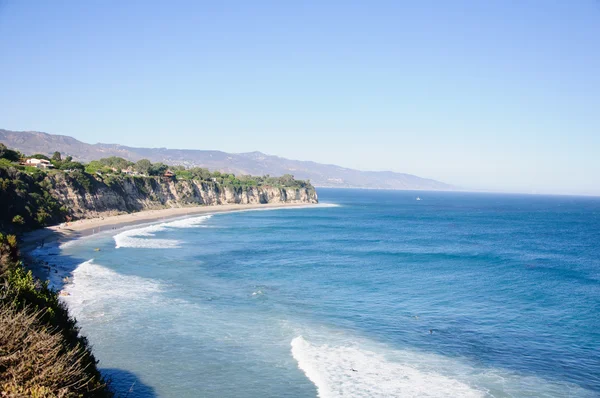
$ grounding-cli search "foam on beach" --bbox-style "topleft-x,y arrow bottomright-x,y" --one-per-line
113,215 -> 212,248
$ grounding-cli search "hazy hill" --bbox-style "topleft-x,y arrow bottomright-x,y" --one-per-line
0,129 -> 454,190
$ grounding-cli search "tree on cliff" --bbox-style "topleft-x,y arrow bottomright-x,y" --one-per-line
134,159 -> 152,175
0,143 -> 21,162
149,162 -> 168,176
30,154 -> 51,160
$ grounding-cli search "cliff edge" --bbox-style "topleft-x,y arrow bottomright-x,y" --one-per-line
48,173 -> 318,219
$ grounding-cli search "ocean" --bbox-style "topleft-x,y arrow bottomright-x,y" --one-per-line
37,189 -> 600,397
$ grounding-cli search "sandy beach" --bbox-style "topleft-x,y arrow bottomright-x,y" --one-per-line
21,202 -> 316,254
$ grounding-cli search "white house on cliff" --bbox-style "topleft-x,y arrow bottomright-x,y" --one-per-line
24,158 -> 54,169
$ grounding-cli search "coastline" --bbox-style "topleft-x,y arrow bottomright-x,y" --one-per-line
21,202 -> 318,281
22,202 -> 316,251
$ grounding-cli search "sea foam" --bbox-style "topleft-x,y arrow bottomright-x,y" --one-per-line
61,259 -> 163,320
291,336 -> 483,398
289,333 -> 596,397
113,215 -> 212,249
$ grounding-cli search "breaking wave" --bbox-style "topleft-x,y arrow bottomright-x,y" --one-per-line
291,336 -> 482,398
60,259 -> 163,320
113,215 -> 212,249
290,335 -> 594,398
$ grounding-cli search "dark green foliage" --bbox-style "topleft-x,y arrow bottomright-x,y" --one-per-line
98,156 -> 133,171
213,173 -> 312,190
173,166 -> 212,181
49,151 -> 85,171
149,162 -> 168,176
0,143 -> 21,162
0,165 -> 67,233
69,170 -> 94,193
133,175 -> 149,194
58,160 -> 85,171
174,169 -> 193,180
134,159 -> 152,175
85,160 -> 112,175
29,153 -> 50,160
0,233 -> 19,276
254,173 -> 312,188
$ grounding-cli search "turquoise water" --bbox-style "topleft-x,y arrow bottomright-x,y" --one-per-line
41,189 -> 600,397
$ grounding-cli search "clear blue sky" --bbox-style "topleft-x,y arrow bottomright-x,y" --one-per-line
1,1 -> 599,195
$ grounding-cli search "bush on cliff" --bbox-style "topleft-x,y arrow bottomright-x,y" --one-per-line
0,234 -> 112,397
0,143 -> 21,163
0,165 -> 67,233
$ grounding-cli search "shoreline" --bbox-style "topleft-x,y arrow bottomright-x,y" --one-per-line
22,202 -> 317,251
21,202 -> 318,281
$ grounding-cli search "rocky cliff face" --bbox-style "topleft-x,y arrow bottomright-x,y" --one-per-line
47,173 -> 318,219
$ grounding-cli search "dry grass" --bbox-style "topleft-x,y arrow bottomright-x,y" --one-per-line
0,302 -> 108,397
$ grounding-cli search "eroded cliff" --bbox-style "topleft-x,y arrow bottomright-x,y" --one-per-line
47,173 -> 318,219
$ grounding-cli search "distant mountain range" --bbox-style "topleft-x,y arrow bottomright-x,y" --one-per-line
0,129 -> 455,190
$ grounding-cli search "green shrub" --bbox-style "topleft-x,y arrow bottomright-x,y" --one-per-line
29,154 -> 50,160
70,170 -> 93,193
0,143 -> 21,162
0,165 -> 66,232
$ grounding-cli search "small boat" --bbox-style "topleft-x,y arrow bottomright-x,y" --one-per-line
416,197 -> 421,201
94,248 -> 101,251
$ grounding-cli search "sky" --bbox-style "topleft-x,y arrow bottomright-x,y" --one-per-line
0,0 -> 599,195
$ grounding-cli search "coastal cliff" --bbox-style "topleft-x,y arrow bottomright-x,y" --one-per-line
47,173 -> 318,219
0,165 -> 317,232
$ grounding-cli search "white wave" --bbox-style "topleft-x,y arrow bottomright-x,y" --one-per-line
290,333 -> 597,398
113,215 -> 212,248
315,203 -> 341,208
291,336 -> 483,398
61,259 -> 162,319
57,240 -> 75,249
113,205 -> 334,248
218,203 -> 341,215
162,215 -> 212,228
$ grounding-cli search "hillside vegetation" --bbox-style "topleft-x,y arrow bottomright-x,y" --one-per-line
0,143 -> 315,233
0,143 -> 114,396
0,233 -> 111,397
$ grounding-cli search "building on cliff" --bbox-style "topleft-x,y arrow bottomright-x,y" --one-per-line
24,158 -> 54,169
